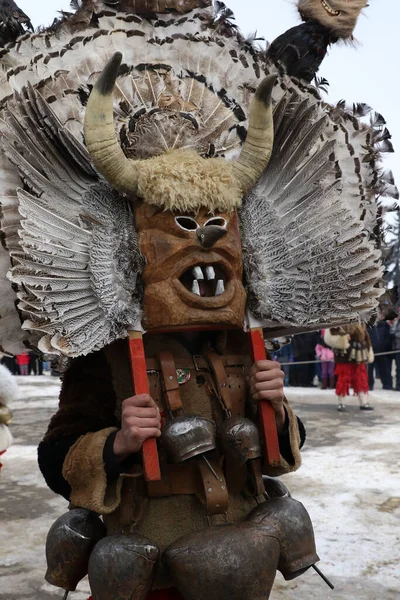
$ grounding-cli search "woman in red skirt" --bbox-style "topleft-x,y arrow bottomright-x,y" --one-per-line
324,324 -> 374,412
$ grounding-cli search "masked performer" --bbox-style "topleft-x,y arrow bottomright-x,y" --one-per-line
0,1 -> 393,599
324,325 -> 374,412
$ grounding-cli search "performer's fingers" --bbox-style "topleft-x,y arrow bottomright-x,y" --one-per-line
126,417 -> 161,429
136,427 -> 162,439
249,366 -> 284,383
123,394 -> 159,410
249,379 -> 284,395
252,389 -> 285,402
124,406 -> 161,420
248,360 -> 281,378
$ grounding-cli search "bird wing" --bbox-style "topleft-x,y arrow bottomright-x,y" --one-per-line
240,91 -> 384,334
0,86 -> 143,356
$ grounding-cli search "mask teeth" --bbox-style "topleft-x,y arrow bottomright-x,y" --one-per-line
215,280 -> 225,296
191,280 -> 201,295
192,266 -> 204,280
321,0 -> 341,17
205,266 -> 215,280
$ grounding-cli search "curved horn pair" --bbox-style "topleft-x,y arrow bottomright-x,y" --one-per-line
84,52 -> 276,197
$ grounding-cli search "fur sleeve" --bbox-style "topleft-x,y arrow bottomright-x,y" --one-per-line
39,348 -> 120,503
324,329 -> 350,351
62,427 -> 123,514
42,349 -> 118,443
262,398 -> 302,477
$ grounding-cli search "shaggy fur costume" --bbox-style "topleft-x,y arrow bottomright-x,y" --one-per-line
324,329 -> 350,351
38,333 -> 303,588
136,149 -> 242,213
0,363 -> 17,452
298,0 -> 367,38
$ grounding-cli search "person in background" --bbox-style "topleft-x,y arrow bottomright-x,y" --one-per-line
315,331 -> 335,389
272,341 -> 294,387
325,324 -> 374,412
368,318 -> 393,391
15,351 -> 30,376
390,313 -> 400,391
29,351 -> 43,375
0,353 -> 17,375
290,332 -> 319,387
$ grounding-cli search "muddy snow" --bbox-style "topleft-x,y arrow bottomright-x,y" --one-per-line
1,376 -> 399,599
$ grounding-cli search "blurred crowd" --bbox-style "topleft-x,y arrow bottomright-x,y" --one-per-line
273,316 -> 400,392
0,351 -> 51,376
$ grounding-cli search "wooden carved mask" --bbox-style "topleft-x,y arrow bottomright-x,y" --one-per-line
135,203 -> 246,330
84,53 -> 275,330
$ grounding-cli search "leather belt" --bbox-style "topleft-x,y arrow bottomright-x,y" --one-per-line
145,355 -> 249,373
147,461 -> 229,516
196,460 -> 229,516
147,463 -> 199,497
158,351 -> 183,412
204,349 -> 232,414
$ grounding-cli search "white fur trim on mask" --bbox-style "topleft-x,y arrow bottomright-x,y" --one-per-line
324,329 -> 350,350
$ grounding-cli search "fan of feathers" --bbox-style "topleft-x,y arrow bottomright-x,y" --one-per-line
0,0 -> 397,356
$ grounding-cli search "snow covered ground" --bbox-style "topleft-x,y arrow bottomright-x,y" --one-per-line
0,376 -> 399,599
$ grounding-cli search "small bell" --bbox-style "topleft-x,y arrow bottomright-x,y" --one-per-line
220,416 -> 261,466
161,415 -> 216,462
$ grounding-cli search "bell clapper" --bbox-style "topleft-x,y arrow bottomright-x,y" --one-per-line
202,455 -> 222,482
312,564 -> 335,590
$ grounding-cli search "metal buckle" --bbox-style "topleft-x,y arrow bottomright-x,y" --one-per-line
192,355 -> 204,372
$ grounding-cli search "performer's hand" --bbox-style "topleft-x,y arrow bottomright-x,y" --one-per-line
113,394 -> 161,459
248,360 -> 286,434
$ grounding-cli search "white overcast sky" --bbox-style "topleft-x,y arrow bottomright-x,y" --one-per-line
19,0 -> 399,185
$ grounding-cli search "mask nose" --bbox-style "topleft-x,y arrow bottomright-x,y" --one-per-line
196,217 -> 227,248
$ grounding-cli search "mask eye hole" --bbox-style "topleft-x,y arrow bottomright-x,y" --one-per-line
204,217 -> 227,228
175,216 -> 198,231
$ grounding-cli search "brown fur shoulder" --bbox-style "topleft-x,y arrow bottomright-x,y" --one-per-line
43,348 -> 118,443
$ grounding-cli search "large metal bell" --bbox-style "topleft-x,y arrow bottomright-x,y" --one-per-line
247,497 -> 320,580
220,416 -> 261,465
45,508 -> 106,591
88,533 -> 159,600
161,415 -> 216,462
163,522 -> 280,600
262,476 -> 291,499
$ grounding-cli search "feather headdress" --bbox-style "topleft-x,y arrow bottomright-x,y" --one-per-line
0,0 -> 393,356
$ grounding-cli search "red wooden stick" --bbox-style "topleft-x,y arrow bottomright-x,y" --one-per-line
128,331 -> 161,481
249,326 -> 281,466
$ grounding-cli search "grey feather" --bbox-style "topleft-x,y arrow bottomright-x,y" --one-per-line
0,1 -> 388,353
